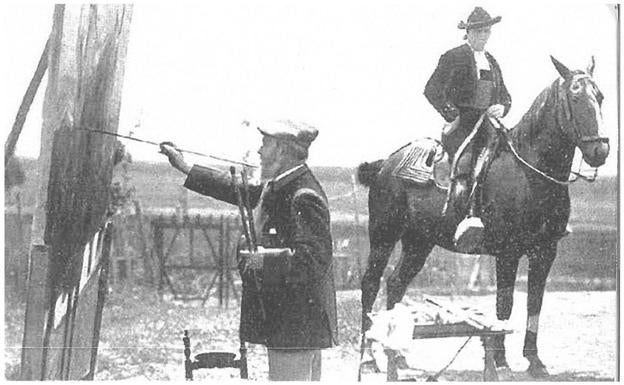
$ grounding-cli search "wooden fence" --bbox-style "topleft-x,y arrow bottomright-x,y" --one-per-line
151,214 -> 240,306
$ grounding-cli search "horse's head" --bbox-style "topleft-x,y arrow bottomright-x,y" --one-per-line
551,56 -> 610,167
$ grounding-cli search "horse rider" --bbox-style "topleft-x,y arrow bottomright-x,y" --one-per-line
424,6 -> 512,252
159,121 -> 337,381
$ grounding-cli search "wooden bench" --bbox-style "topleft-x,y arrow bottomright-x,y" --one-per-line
384,322 -> 513,381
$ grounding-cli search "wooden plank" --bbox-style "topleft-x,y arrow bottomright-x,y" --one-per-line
68,223 -> 113,380
412,322 -> 513,339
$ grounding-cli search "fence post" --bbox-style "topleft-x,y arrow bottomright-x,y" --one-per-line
351,173 -> 362,280
154,217 -> 164,299
224,217 -> 231,308
218,215 -> 225,307
133,200 -> 155,286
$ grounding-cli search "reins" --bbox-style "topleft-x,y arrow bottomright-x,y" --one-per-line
491,116 -> 598,185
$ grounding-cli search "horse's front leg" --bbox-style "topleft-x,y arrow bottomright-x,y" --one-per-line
494,254 -> 520,376
524,241 -> 557,377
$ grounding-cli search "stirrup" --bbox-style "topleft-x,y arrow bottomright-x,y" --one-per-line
454,217 -> 484,253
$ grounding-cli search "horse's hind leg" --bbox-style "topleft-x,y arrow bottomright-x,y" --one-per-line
361,241 -> 397,332
361,182 -> 406,333
493,253 -> 520,372
524,241 -> 556,378
386,233 -> 434,310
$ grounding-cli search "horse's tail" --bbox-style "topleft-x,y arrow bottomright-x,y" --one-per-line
357,160 -> 384,187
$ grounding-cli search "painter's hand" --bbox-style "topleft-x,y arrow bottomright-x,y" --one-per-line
159,142 -> 191,174
486,104 -> 505,119
239,247 -> 293,274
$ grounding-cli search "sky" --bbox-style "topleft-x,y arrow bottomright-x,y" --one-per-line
0,1 -> 619,175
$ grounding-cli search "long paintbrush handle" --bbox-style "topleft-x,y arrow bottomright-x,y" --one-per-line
240,169 -> 257,251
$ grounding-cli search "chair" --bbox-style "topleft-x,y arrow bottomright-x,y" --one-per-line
183,330 -> 248,380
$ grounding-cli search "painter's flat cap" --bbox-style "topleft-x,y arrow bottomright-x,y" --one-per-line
458,7 -> 501,30
257,120 -> 318,150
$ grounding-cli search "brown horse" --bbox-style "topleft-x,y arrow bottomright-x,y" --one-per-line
357,56 -> 609,377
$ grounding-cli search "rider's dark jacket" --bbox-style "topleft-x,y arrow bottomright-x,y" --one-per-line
424,43 -> 511,123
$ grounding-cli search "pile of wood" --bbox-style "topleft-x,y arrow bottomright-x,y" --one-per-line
365,296 -> 509,350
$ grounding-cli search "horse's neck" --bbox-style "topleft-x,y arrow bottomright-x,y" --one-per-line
508,86 -> 576,181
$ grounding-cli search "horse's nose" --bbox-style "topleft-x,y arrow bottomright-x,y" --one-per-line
585,141 -> 609,167
596,141 -> 610,160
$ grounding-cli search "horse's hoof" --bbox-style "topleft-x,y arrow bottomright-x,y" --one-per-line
527,360 -> 549,378
496,365 -> 514,381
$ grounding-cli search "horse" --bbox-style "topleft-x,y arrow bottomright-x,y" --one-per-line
357,56 -> 609,377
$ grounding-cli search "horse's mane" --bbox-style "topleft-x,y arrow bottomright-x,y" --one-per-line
507,80 -> 558,151
508,70 -> 589,151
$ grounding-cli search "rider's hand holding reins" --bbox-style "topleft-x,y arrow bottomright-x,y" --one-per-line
160,141 -> 191,174
486,104 -> 505,119
442,117 -> 460,135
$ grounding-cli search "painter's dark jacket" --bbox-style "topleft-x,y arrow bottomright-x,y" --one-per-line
184,164 -> 337,349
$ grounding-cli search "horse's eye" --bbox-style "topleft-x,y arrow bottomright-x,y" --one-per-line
570,82 -> 582,93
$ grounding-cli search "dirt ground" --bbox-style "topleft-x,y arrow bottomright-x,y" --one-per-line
4,287 -> 616,381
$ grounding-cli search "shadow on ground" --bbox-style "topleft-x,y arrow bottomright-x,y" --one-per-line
428,369 -> 613,382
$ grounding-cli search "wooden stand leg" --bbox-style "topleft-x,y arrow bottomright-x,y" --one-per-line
385,349 -> 398,381
481,336 -> 498,381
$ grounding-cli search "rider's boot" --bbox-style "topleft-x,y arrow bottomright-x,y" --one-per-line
454,148 -> 489,253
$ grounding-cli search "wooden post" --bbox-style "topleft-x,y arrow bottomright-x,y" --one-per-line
154,219 -> 165,299
481,336 -> 499,381
134,200 -> 154,285
219,215 -> 225,307
351,173 -> 362,280
224,217 -> 231,308
20,245 -> 50,380
20,5 -> 132,380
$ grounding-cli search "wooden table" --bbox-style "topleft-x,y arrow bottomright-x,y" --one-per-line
384,322 -> 513,381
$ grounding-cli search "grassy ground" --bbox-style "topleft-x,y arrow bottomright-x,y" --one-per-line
4,284 -> 616,381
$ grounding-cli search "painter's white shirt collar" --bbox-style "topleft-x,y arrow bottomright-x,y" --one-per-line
272,164 -> 305,183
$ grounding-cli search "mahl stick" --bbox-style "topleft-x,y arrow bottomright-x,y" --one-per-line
230,166 -> 266,321
240,168 -> 257,251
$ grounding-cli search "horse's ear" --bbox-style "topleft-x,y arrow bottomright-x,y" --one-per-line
551,55 -> 572,80
587,55 -> 596,76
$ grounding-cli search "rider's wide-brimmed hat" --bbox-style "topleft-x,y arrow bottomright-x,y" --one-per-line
457,7 -> 501,30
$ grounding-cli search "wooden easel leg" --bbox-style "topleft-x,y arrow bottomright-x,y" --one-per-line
481,336 -> 498,381
385,349 -> 398,381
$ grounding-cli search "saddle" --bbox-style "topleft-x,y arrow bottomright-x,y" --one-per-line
392,138 -> 451,189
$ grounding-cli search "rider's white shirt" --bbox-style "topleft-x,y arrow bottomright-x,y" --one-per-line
467,43 -> 491,78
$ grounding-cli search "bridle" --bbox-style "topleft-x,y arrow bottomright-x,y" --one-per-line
556,74 -> 609,146
554,73 -> 609,182
498,73 -> 608,185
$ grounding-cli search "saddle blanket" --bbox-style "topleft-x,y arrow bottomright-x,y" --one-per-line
392,138 -> 449,187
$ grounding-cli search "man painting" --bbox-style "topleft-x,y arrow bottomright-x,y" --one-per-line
159,120 -> 337,381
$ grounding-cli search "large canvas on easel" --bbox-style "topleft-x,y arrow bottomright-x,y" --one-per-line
19,5 -> 132,380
